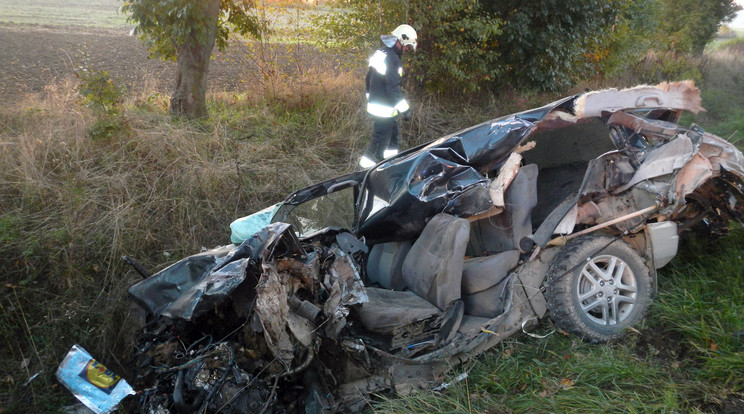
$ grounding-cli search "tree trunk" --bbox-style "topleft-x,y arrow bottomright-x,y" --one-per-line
170,0 -> 220,119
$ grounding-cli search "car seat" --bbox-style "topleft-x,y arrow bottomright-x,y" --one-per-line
467,164 -> 538,256
366,240 -> 412,291
360,165 -> 539,332
357,213 -> 469,346
460,164 -> 538,318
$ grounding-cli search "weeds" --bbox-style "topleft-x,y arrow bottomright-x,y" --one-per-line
75,48 -> 130,140
1,30 -> 744,413
0,67 -> 386,410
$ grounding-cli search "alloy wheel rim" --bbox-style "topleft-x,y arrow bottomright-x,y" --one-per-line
576,254 -> 638,326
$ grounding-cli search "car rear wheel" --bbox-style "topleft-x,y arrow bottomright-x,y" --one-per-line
545,236 -> 652,343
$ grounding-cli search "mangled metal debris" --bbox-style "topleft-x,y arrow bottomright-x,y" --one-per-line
125,82 -> 744,413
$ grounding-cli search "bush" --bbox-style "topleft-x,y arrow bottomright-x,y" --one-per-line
77,69 -> 126,116
628,51 -> 703,85
654,0 -> 741,54
317,0 -> 652,93
86,115 -> 131,141
76,68 -> 130,140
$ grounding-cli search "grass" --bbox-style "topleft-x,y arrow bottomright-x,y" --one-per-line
368,44 -> 744,414
1,9 -> 744,413
372,335 -> 685,413
0,0 -> 129,29
373,226 -> 744,413
651,228 -> 744,389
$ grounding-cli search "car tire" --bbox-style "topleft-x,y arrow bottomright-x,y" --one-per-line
545,235 -> 652,343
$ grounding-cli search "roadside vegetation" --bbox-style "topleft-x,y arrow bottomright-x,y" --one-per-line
1,1 -> 743,412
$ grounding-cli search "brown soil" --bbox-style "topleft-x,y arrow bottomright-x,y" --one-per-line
634,326 -> 691,364
0,23 -> 252,103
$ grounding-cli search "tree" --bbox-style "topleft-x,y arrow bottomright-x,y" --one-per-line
315,0 -> 503,95
319,0 -> 637,92
122,0 -> 260,118
656,0 -> 741,54
406,0 -> 503,93
482,0 -> 633,90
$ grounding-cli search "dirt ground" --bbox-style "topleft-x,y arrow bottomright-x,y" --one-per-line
0,23 -> 253,104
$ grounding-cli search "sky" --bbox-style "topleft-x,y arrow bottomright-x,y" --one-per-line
732,0 -> 744,28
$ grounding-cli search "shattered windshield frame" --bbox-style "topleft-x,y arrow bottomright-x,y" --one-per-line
272,171 -> 365,237
283,184 -> 357,235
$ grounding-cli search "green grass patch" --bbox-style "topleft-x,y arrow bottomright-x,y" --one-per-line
0,0 -> 128,28
651,226 -> 744,388
710,37 -> 744,52
373,333 -> 685,413
693,86 -> 744,143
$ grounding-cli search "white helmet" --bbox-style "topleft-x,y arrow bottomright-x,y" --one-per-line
391,24 -> 417,51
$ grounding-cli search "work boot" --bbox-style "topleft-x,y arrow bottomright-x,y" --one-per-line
359,155 -> 376,168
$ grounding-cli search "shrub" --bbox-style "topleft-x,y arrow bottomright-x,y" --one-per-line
629,51 -> 703,85
77,69 -> 126,116
316,0 -> 651,93
76,68 -> 130,140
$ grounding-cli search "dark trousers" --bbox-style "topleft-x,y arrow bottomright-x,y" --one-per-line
364,116 -> 399,161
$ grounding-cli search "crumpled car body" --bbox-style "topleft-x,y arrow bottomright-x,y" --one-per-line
128,81 -> 744,413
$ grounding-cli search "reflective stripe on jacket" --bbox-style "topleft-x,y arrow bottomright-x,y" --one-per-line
365,46 -> 409,118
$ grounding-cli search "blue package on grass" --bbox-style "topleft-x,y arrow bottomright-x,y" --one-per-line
56,344 -> 135,414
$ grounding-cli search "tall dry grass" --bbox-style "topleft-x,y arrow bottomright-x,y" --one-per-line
0,59 -> 498,409
4,36 -> 742,411
1,78 -> 144,410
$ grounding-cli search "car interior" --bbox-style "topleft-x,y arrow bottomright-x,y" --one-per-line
356,115 -> 621,351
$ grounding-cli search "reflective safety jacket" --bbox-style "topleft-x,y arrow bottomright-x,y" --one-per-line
365,35 -> 410,118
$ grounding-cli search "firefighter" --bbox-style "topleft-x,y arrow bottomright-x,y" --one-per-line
359,24 -> 417,169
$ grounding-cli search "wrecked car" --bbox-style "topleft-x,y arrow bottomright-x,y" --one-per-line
127,81 -> 744,413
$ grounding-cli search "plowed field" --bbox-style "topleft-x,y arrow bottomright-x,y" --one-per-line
0,23 -> 250,104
